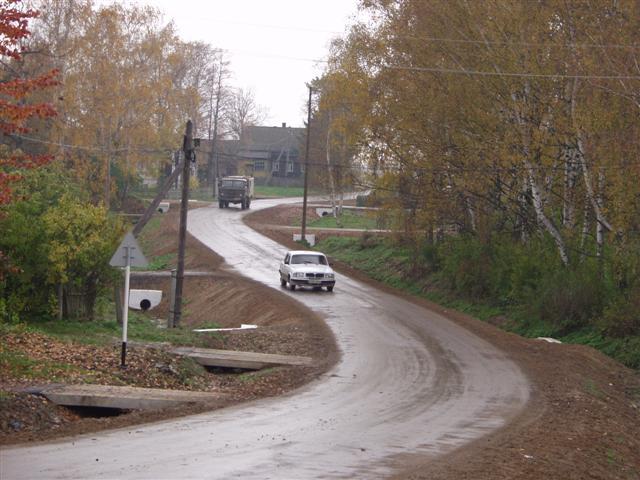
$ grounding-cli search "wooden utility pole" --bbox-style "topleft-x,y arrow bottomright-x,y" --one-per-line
172,120 -> 194,328
301,85 -> 312,242
132,153 -> 184,236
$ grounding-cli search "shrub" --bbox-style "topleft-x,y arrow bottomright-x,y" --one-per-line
437,235 -> 493,299
43,195 -> 125,319
530,263 -> 608,333
599,287 -> 640,337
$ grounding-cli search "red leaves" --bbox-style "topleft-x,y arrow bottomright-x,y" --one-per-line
0,70 -> 60,98
0,0 -> 39,60
0,1 -> 58,206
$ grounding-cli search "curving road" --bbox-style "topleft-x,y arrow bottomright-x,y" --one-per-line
1,199 -> 529,479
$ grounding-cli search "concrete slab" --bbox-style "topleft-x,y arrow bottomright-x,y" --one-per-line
39,384 -> 225,410
172,347 -> 314,370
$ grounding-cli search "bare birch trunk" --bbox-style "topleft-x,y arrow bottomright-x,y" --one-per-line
525,160 -> 569,265
515,82 -> 569,264
465,195 -> 477,232
570,78 -> 613,252
325,114 -> 338,219
562,145 -> 578,228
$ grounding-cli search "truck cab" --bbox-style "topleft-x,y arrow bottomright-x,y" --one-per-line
217,176 -> 255,210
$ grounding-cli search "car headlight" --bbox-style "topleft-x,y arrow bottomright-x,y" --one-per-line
325,273 -> 335,279
292,272 -> 306,278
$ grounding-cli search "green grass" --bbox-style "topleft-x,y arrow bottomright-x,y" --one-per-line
25,310 -> 219,348
255,186 -> 307,198
305,210 -> 378,230
143,252 -> 176,271
135,185 -> 322,201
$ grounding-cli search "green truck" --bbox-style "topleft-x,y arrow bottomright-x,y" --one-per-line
217,176 -> 255,210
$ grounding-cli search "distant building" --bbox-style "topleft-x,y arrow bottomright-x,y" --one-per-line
197,123 -> 306,186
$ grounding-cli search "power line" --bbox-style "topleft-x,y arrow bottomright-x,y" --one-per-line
215,46 -> 640,79
217,47 -> 640,79
392,33 -> 640,51
11,133 -> 174,155
381,64 -> 640,80
156,15 -> 640,51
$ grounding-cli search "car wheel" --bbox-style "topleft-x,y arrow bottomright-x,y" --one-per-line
326,286 -> 334,292
288,277 -> 296,291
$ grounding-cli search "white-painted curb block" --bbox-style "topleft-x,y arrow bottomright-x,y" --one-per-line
293,233 -> 316,246
536,337 -> 562,344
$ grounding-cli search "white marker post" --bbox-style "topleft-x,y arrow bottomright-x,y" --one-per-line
110,231 -> 148,368
121,246 -> 130,367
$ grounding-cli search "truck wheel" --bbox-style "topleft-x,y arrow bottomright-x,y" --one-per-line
224,201 -> 229,208
288,277 -> 296,291
218,200 -> 223,208
280,276 -> 286,287
326,286 -> 334,292
246,199 -> 251,209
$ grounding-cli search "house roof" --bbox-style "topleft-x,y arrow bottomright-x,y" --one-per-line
196,139 -> 239,156
241,125 -> 305,155
195,124 -> 305,162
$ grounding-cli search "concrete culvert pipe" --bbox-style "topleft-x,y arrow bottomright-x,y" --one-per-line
128,290 -> 162,311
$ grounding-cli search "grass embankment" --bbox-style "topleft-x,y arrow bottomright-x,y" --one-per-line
317,235 -> 640,370
293,210 -> 378,230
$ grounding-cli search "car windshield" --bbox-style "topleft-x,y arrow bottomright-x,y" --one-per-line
291,254 -> 327,265
221,180 -> 246,188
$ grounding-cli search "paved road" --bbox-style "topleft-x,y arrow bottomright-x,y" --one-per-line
1,199 -> 529,479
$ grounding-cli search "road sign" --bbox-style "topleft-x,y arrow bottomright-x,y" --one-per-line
109,231 -> 148,367
110,231 -> 148,268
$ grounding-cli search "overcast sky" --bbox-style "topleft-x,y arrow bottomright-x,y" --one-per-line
121,0 -> 361,128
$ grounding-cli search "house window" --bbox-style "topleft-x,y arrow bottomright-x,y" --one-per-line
287,162 -> 294,173
272,161 -> 279,172
254,160 -> 265,171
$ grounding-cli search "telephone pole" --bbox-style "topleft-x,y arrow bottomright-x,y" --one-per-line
171,120 -> 194,328
301,85 -> 312,243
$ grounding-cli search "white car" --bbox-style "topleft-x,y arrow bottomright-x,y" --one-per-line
279,250 -> 336,292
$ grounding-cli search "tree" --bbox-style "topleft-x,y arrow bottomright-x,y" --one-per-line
0,0 -> 58,206
43,194 -> 123,319
203,50 -> 231,188
228,87 -> 267,139
319,0 -> 640,266
30,1 -> 220,208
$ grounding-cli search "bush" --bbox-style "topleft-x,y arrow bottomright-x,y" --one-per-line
599,288 -> 640,337
43,195 -> 125,319
528,262 -> 608,333
437,235 -> 493,299
0,169 -> 124,321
